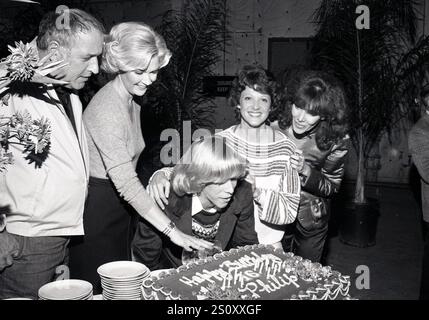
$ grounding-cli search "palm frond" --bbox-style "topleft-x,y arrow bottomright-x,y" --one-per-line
146,0 -> 227,138
311,0 -> 426,203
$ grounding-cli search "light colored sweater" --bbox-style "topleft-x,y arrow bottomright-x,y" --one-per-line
218,127 -> 300,244
83,81 -> 153,216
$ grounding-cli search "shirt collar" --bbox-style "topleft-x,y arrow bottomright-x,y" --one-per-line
191,195 -> 217,216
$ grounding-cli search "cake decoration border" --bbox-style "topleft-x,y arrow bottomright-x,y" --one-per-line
141,244 -> 352,300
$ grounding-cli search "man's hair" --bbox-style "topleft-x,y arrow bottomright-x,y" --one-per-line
37,8 -> 105,50
171,136 -> 247,196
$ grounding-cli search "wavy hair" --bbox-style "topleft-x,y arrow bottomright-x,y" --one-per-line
37,8 -> 105,50
101,22 -> 171,74
171,136 -> 247,196
275,70 -> 349,150
229,65 -> 282,123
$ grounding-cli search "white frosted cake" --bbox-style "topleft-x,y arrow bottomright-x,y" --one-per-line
142,244 -> 351,300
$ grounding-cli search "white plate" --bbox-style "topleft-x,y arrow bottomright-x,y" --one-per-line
101,271 -> 149,278
102,287 -> 141,294
97,261 -> 149,279
102,293 -> 141,300
103,296 -> 141,301
102,283 -> 141,288
103,293 -> 141,299
100,276 -> 148,284
38,280 -> 93,300
101,280 -> 145,286
70,295 -> 93,300
101,285 -> 142,292
99,272 -> 149,282
102,287 -> 142,293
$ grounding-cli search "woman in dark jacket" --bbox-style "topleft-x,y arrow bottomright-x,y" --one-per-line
134,136 -> 258,270
272,70 -> 350,262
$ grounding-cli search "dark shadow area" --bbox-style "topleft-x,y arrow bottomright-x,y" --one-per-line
409,164 -> 422,212
322,182 -> 351,263
136,96 -> 166,187
325,182 -> 424,299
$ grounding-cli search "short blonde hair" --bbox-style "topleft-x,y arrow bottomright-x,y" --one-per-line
172,136 -> 248,196
101,22 -> 171,73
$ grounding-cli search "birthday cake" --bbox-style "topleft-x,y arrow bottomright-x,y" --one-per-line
141,244 -> 351,300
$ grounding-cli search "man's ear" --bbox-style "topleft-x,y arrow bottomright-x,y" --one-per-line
46,41 -> 64,62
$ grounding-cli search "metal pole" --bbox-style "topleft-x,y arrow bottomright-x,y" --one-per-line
223,0 -> 227,75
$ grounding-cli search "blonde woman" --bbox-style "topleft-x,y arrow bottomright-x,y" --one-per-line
68,22 -> 212,293
136,136 -> 258,270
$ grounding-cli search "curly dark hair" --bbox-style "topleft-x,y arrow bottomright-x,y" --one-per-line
228,65 -> 282,123
275,70 -> 349,151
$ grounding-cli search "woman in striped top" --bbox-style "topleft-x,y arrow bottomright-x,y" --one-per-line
146,65 -> 301,249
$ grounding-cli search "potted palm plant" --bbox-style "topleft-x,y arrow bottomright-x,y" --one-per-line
311,0 -> 429,246
136,0 -> 227,175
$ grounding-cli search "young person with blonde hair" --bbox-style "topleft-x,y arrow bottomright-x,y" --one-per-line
144,65 -> 301,251
135,136 -> 258,270
68,22 -> 212,292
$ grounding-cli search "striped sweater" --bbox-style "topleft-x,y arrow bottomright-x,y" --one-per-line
217,127 -> 300,244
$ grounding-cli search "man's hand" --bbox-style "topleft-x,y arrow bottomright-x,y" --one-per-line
147,171 -> 171,210
0,231 -> 19,272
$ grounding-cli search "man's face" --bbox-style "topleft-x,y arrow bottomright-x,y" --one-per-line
200,179 -> 237,210
52,30 -> 104,90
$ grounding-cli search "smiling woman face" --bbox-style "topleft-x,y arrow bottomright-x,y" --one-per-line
119,55 -> 160,96
238,86 -> 271,129
291,104 -> 321,135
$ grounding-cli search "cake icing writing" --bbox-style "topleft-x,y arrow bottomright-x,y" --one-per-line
142,244 -> 352,300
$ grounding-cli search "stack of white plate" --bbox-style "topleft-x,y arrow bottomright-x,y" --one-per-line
97,261 -> 150,300
38,279 -> 93,300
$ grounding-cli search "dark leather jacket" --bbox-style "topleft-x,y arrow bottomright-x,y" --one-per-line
282,127 -> 350,230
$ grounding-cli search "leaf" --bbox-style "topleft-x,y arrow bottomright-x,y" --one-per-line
36,60 -> 69,76
144,0 -> 226,154
311,0 -> 425,202
31,74 -> 69,85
